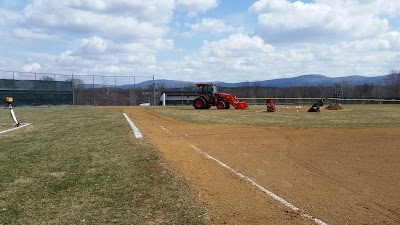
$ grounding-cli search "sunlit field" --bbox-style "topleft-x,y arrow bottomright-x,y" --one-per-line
0,107 -> 208,224
150,104 -> 400,128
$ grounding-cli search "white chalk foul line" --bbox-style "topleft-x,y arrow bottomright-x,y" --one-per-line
123,113 -> 143,138
160,126 -> 172,134
190,145 -> 327,225
0,123 -> 30,134
157,125 -> 327,224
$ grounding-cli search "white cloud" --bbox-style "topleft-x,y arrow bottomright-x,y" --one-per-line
78,36 -> 108,55
67,0 -> 175,23
57,51 -> 87,67
22,62 -> 41,72
250,0 -> 392,43
336,31 -> 400,52
159,33 -> 280,81
158,29 -> 400,82
2,1 -> 400,83
70,35 -> 173,61
141,38 -> 174,52
380,31 -> 400,49
183,18 -> 238,37
201,33 -> 275,57
55,35 -> 166,75
176,0 -> 219,16
21,0 -> 174,42
14,28 -> 59,40
0,8 -> 21,27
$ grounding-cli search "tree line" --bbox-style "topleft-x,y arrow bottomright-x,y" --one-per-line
160,70 -> 400,100
43,70 -> 400,106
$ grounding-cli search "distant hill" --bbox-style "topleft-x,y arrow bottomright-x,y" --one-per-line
82,74 -> 388,89
255,74 -> 387,87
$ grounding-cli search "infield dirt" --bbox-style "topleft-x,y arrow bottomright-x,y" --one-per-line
122,106 -> 400,225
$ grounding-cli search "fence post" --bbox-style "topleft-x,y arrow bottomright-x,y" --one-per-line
114,76 -> 117,106
93,75 -> 96,106
153,75 -> 156,106
72,73 -> 75,106
134,76 -> 136,105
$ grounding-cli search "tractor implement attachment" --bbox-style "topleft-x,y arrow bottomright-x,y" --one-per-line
224,94 -> 248,110
234,101 -> 248,109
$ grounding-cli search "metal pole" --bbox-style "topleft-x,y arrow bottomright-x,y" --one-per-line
114,76 -> 117,106
93,75 -> 95,106
72,73 -> 75,106
134,76 -> 136,105
153,75 -> 155,106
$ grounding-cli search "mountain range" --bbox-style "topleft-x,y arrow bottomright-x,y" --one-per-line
83,74 -> 388,89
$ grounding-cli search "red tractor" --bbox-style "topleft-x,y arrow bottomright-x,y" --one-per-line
193,83 -> 248,110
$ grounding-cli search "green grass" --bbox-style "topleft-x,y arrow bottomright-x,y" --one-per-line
0,107 -> 208,224
150,104 -> 400,128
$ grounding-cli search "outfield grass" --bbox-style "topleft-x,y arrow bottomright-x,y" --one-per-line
0,107 -> 208,224
150,104 -> 400,128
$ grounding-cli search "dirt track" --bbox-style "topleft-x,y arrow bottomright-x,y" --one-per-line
122,107 -> 400,225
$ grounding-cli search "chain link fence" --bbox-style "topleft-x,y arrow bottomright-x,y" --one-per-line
241,98 -> 400,105
0,70 -> 156,106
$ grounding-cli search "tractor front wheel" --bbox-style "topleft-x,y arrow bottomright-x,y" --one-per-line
217,101 -> 226,109
194,98 -> 206,109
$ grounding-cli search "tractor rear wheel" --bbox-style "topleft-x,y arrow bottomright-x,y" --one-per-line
194,98 -> 206,109
217,101 -> 226,109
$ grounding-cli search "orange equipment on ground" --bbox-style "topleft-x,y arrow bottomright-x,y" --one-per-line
193,83 -> 248,110
266,99 -> 276,112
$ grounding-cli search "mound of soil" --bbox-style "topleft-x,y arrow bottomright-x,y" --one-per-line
325,103 -> 343,110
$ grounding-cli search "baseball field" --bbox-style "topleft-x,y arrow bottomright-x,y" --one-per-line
1,104 -> 399,224
123,104 -> 400,224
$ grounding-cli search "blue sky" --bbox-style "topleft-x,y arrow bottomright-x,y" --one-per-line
1,0 -> 400,83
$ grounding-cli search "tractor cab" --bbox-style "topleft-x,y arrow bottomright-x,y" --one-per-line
194,84 -> 217,106
195,83 -> 217,99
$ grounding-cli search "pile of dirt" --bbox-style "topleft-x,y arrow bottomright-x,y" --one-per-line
325,103 -> 343,110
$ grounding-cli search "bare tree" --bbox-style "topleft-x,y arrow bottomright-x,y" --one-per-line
252,81 -> 262,97
354,83 -> 374,99
318,84 -> 325,98
335,80 -> 351,98
41,75 -> 55,81
385,70 -> 400,98
97,77 -> 116,105
65,78 -> 84,89
128,88 -> 137,105
65,78 -> 84,105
